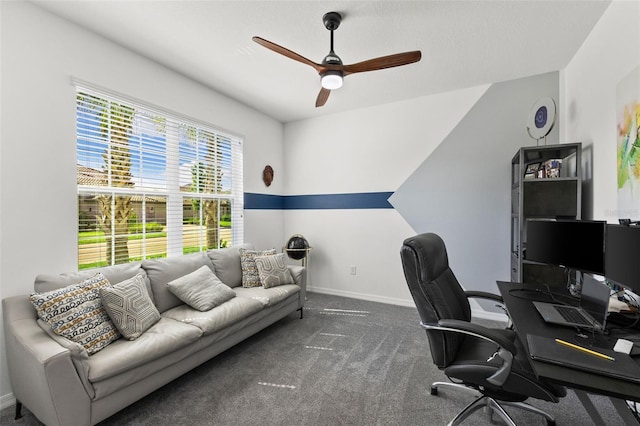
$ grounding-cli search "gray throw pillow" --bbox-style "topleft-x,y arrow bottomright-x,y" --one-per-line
206,243 -> 253,287
29,273 -> 121,355
100,274 -> 161,340
240,248 -> 277,287
167,265 -> 236,311
254,253 -> 295,288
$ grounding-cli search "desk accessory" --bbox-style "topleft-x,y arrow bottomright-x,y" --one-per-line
613,338 -> 634,354
555,339 -> 614,361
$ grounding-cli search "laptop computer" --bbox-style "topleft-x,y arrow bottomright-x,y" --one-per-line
532,274 -> 610,331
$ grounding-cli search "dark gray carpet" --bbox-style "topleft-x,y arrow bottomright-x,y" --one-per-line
1,293 -> 631,425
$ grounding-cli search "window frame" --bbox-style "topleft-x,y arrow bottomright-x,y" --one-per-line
75,81 -> 243,269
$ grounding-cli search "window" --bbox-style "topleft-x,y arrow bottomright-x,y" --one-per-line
76,84 -> 243,269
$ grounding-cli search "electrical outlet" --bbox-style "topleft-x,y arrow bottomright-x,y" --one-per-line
349,265 -> 357,275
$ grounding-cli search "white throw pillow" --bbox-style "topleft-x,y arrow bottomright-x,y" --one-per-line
100,273 -> 161,340
255,253 -> 295,288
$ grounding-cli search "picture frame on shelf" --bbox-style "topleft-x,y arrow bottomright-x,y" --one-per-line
543,159 -> 562,178
524,162 -> 540,179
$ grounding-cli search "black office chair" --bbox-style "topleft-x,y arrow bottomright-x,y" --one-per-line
400,233 -> 566,426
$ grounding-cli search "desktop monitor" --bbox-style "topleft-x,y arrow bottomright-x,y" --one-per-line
525,219 -> 606,275
605,224 -> 640,292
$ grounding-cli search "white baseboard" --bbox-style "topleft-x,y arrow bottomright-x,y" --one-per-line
306,285 -> 510,323
0,392 -> 16,411
308,285 -> 416,307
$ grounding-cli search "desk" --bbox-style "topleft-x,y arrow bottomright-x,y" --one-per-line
497,281 -> 640,425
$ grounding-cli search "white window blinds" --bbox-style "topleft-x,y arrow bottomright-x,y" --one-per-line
76,84 -> 243,269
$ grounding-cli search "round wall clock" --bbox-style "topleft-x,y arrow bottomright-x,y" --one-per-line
527,97 -> 556,141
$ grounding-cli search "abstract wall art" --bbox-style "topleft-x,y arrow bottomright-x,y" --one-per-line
616,65 -> 640,220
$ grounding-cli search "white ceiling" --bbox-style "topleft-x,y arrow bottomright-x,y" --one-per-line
32,0 -> 611,123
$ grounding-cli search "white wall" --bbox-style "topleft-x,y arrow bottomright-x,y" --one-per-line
284,69 -> 562,310
561,0 -> 640,222
283,87 -> 488,305
0,2 -> 283,405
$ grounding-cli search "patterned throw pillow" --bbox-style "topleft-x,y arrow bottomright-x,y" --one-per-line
99,274 -> 161,340
29,273 -> 121,355
239,248 -> 276,287
167,265 -> 236,311
254,253 -> 295,289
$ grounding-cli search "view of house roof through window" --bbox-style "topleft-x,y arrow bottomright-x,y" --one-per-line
76,85 -> 243,269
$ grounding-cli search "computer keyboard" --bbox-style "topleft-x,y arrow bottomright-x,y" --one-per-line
555,306 -> 591,326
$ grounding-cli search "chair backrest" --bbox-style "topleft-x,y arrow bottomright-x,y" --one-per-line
400,233 -> 472,367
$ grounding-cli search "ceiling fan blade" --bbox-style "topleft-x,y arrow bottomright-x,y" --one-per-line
252,36 -> 323,73
315,88 -> 331,107
343,51 -> 421,75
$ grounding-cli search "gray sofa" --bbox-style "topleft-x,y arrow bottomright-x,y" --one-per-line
2,244 -> 306,426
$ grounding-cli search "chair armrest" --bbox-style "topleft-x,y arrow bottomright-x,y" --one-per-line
465,291 -> 512,328
425,318 -> 516,386
464,290 -> 503,303
434,319 -> 517,355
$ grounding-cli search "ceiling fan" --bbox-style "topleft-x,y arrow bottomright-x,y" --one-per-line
253,11 -> 422,107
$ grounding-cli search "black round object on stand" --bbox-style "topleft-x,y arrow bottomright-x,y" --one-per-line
285,234 -> 309,260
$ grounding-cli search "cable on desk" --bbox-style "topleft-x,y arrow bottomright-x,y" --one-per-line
507,287 -> 577,305
607,313 -> 640,333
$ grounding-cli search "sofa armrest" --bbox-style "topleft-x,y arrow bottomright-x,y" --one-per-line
287,265 -> 307,308
3,296 -> 91,426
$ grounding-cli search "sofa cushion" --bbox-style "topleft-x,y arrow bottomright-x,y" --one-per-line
162,296 -> 264,335
29,273 -> 121,355
86,317 -> 202,383
288,265 -> 305,286
255,253 -> 295,288
167,265 -> 236,311
142,252 -> 215,313
100,274 -> 161,340
239,248 -> 276,288
34,262 -> 152,300
233,285 -> 300,308
206,243 -> 254,288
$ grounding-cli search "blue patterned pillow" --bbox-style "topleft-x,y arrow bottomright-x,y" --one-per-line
29,273 -> 120,354
100,273 -> 161,340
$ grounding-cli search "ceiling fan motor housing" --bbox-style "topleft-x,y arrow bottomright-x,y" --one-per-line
321,51 -> 343,89
322,53 -> 342,66
321,11 -> 344,87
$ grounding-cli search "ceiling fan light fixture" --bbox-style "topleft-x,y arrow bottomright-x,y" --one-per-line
321,70 -> 343,90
